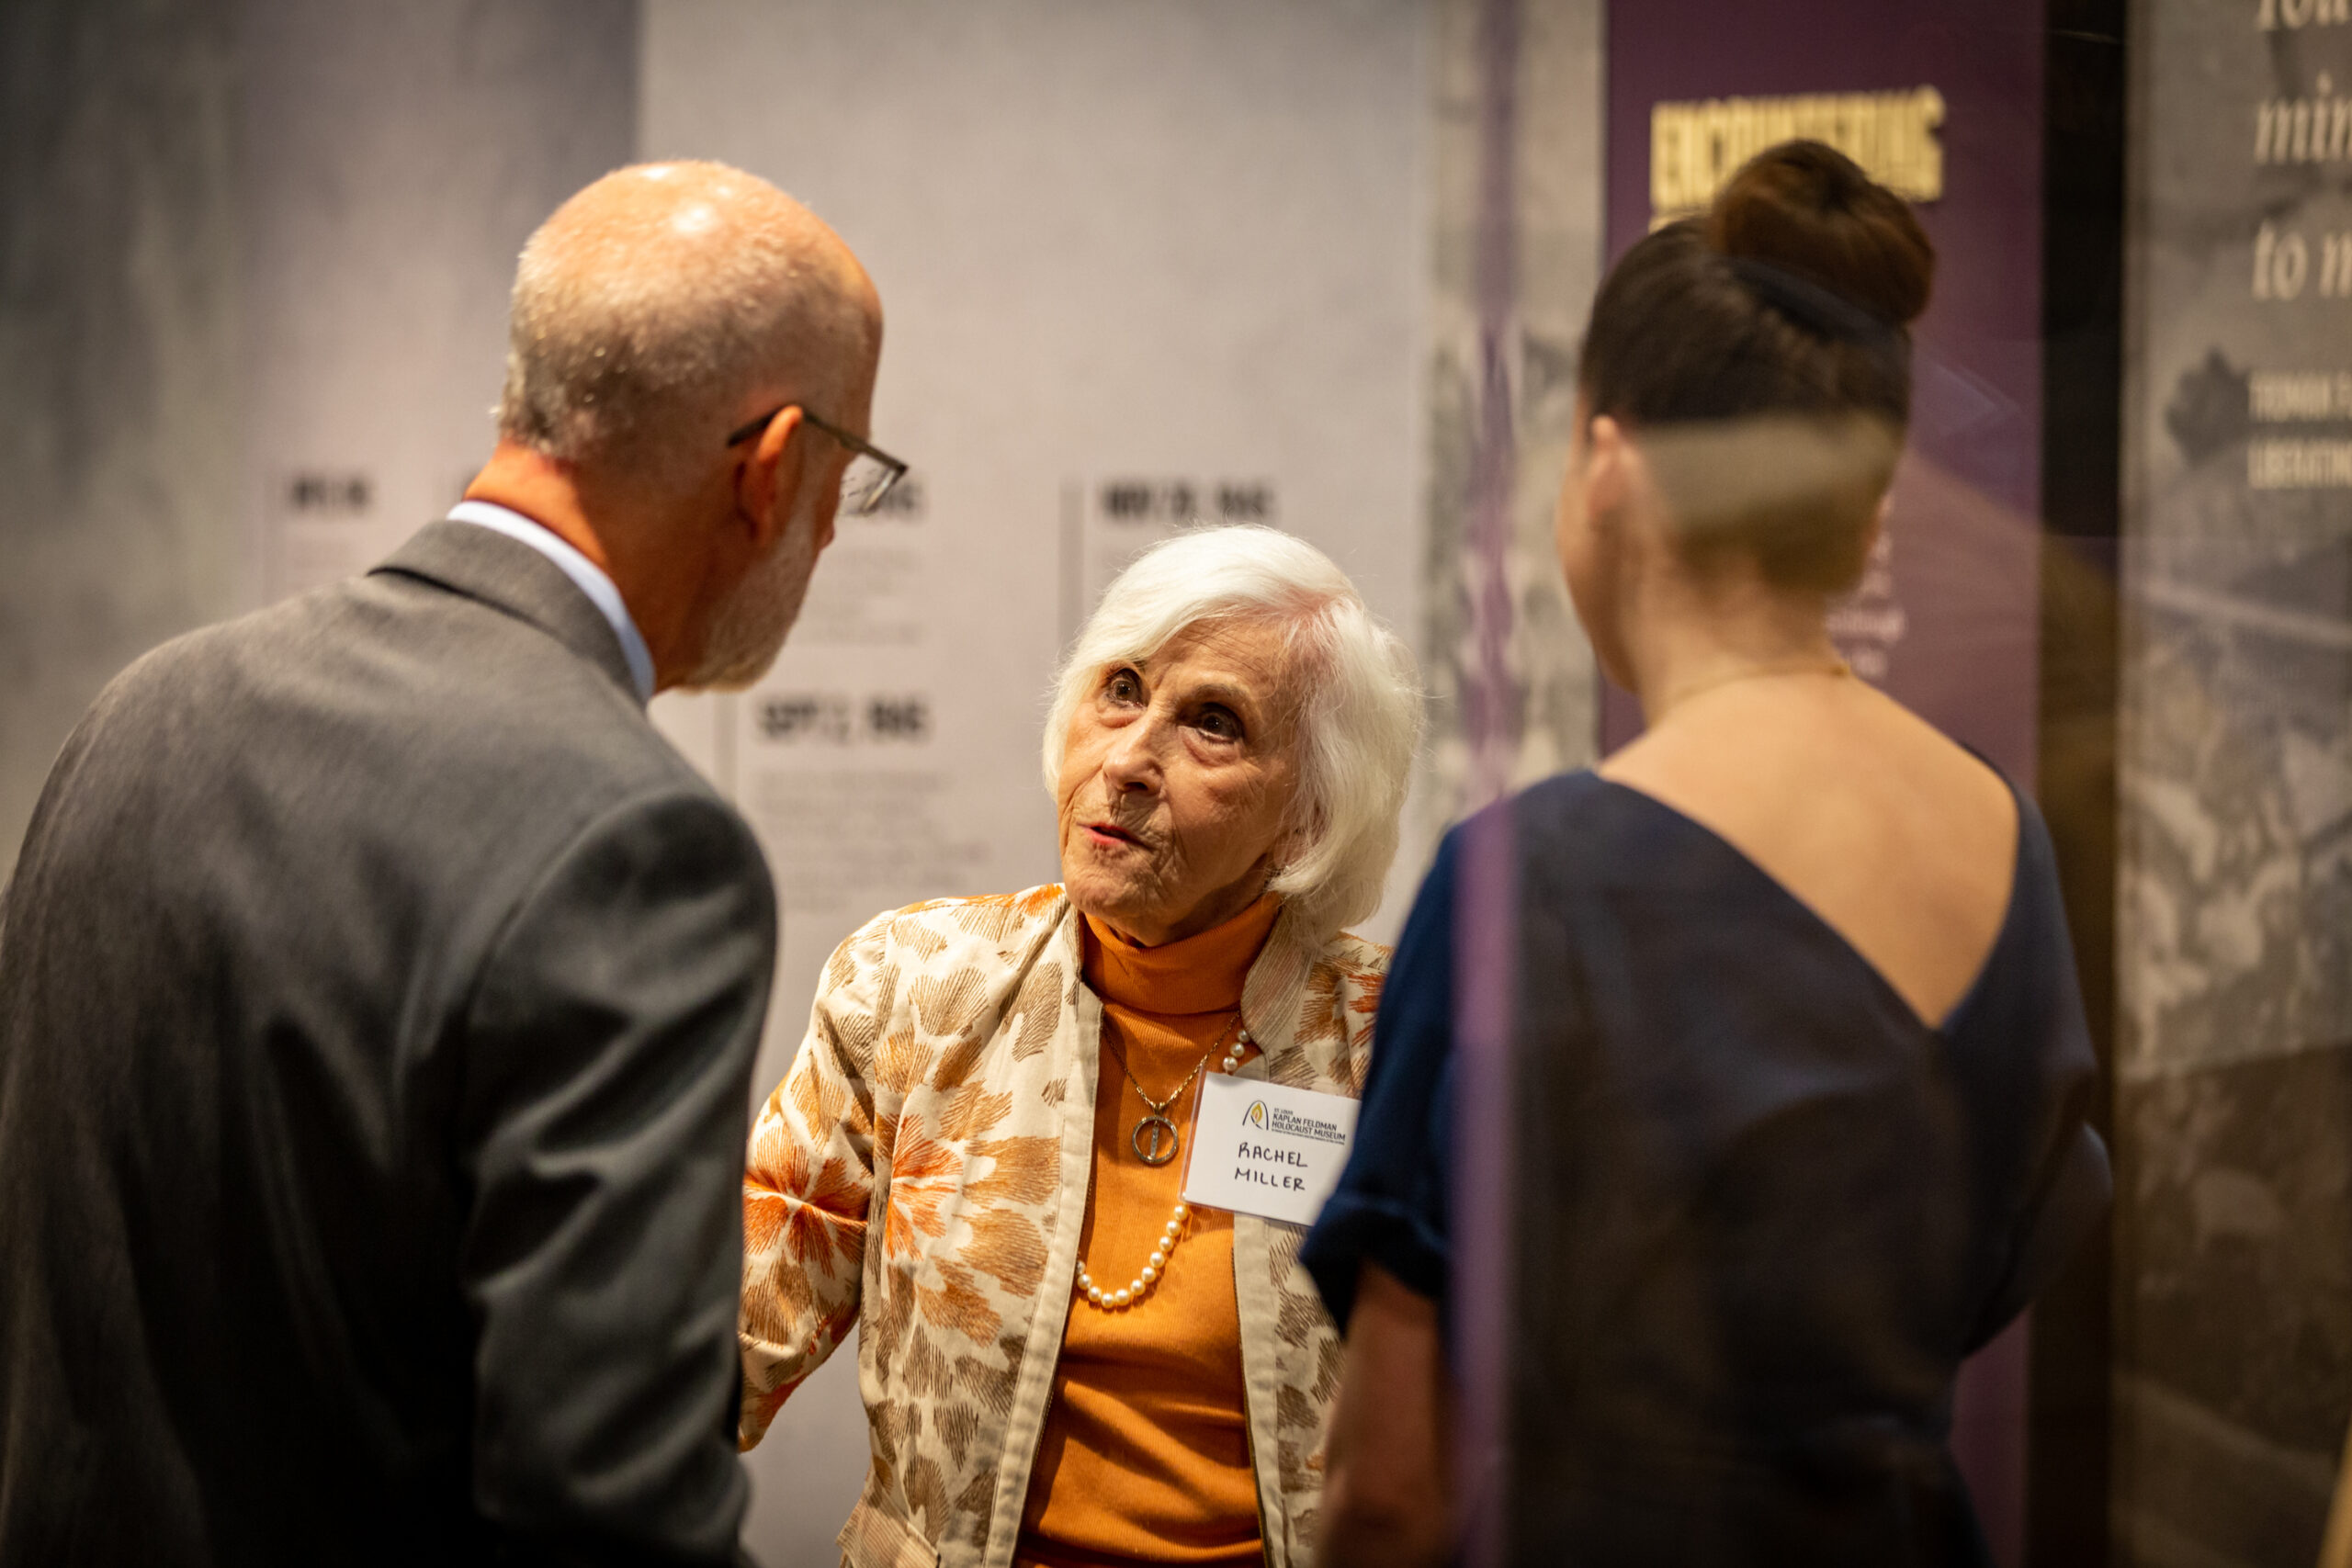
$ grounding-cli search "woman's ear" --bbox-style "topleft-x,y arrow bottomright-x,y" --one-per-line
1270,796 -> 1324,884
1584,414 -> 1633,525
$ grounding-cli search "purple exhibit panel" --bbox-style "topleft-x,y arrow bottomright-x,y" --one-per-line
1600,0 -> 2048,788
1602,3 -> 2050,1562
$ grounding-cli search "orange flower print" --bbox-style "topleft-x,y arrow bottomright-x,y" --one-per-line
917,1258 -> 1001,1343
884,1123 -> 964,1260
1298,964 -> 1348,1044
949,884 -> 1065,942
742,1258 -> 814,1342
745,1139 -> 866,1279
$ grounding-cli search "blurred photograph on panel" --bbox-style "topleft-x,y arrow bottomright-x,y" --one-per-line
1305,141 -> 2113,1567
736,526 -> 1421,1568
0,160 -> 885,1564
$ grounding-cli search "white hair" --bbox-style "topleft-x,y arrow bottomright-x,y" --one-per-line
1043,525 -> 1424,939
495,161 -> 869,494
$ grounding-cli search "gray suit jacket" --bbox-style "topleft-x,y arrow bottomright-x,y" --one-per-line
0,522 -> 775,1566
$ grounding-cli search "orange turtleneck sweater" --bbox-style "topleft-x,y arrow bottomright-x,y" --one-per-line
1014,894 -> 1280,1568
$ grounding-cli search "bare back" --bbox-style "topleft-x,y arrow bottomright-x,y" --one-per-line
1598,676 -> 2018,1031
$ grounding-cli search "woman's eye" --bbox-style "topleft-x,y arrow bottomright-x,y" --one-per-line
1194,705 -> 1243,741
1103,670 -> 1143,705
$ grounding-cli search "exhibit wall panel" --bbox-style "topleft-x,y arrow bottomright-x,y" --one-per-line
1419,0 -> 1604,826
0,0 -> 243,886
1600,0 -> 2051,789
641,0 -> 1442,1558
2115,3 -> 2352,1562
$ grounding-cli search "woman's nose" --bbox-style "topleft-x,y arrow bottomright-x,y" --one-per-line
1100,716 -> 1163,792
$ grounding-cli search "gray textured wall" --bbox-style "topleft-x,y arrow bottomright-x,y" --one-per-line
0,0 -> 638,885
0,0 -> 244,885
239,0 -> 639,601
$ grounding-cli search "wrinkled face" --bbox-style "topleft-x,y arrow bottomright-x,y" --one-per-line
1056,620 -> 1302,948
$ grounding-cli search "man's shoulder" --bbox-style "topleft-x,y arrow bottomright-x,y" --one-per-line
77,570 -> 725,871
221,569 -> 673,764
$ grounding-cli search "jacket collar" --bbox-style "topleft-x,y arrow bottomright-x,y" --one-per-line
370,520 -> 644,705
1239,902 -> 1317,1076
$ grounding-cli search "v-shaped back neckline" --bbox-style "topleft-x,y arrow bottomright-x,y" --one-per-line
1582,769 -> 2028,1037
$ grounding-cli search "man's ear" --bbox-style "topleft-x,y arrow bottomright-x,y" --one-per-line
734,404 -> 807,551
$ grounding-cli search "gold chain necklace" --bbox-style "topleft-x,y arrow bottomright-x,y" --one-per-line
1655,658 -> 1850,721
1077,1013 -> 1254,1313
1102,1012 -> 1247,1168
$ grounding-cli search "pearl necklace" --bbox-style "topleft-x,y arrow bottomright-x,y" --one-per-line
1074,1023 -> 1253,1313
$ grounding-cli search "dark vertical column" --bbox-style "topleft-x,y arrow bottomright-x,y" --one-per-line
2030,3 -> 2127,1564
1457,6 -> 1521,1560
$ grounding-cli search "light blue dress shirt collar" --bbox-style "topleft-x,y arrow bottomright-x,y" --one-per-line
446,501 -> 656,704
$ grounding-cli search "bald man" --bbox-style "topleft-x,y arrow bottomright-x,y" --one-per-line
0,163 -> 884,1565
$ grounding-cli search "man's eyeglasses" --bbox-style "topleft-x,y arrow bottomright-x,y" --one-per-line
725,405 -> 909,517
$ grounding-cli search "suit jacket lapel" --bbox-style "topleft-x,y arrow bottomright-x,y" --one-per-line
372,520 -> 644,705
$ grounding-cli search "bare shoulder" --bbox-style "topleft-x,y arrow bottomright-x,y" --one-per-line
1860,686 -> 2017,840
1599,680 -> 2018,1028
1600,679 -> 2013,861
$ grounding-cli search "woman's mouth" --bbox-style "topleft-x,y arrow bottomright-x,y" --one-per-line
1082,821 -> 1144,849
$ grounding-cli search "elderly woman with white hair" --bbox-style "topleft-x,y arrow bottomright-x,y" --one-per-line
737,525 -> 1421,1568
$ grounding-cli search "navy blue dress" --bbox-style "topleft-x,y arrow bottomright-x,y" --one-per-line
1303,771 -> 2109,1566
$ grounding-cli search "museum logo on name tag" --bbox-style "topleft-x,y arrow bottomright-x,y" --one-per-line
1182,1074 -> 1359,1227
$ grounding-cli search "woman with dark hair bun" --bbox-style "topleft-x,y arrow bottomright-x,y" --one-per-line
1301,141 -> 2110,1566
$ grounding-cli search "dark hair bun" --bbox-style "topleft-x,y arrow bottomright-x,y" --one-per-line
1704,141 -> 1933,328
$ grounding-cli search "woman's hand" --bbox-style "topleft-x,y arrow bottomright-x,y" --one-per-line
1317,1262 -> 1454,1568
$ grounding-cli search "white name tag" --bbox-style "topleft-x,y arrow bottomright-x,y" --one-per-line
1182,1073 -> 1360,1227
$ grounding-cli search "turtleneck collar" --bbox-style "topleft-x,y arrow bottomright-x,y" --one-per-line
1080,894 -> 1282,1016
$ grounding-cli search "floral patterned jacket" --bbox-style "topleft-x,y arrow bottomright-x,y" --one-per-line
739,884 -> 1385,1568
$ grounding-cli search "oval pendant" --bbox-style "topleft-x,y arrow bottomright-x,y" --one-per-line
1133,1115 -> 1179,1166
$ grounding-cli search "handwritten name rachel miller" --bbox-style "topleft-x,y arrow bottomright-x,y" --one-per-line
1235,1144 -> 1312,1190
